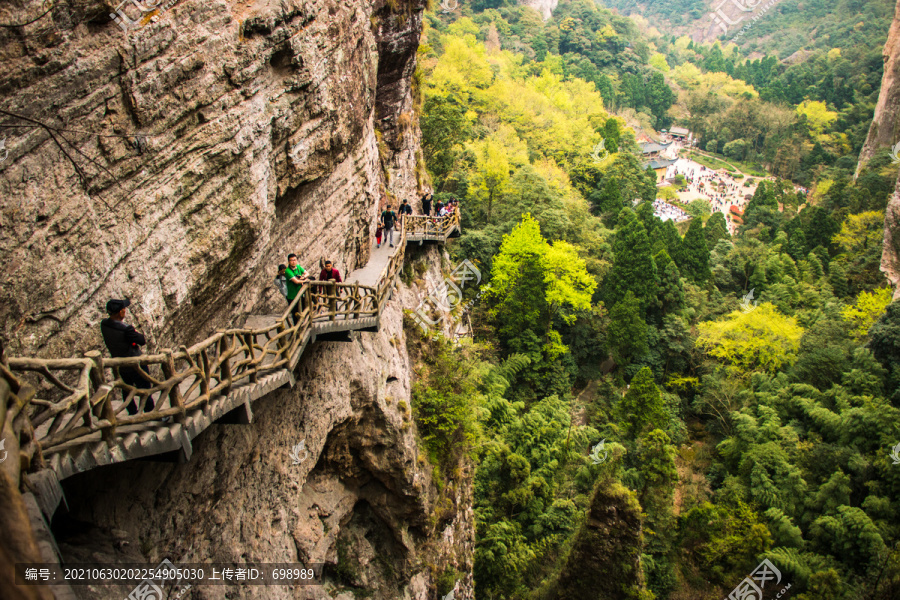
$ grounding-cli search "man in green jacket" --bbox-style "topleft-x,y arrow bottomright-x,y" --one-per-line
285,253 -> 309,325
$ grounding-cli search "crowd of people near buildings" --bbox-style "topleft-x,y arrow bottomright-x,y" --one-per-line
651,198 -> 689,223
662,158 -> 759,233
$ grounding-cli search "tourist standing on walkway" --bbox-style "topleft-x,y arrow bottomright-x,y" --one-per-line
316,260 -> 343,295
399,199 -> 413,219
101,298 -> 155,416
421,193 -> 432,216
285,253 -> 309,325
381,205 -> 398,248
274,264 -> 288,303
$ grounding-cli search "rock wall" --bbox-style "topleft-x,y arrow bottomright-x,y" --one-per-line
518,0 -> 558,21
882,177 -> 900,300
0,0 -> 425,358
862,0 -> 900,296
538,479 -> 648,600
56,249 -> 475,600
857,0 -> 900,176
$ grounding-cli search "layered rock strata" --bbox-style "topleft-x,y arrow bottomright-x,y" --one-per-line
57,249 -> 474,600
857,0 -> 900,176
0,1 -> 475,598
0,0 -> 424,358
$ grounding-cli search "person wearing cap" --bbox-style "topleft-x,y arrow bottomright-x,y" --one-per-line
380,205 -> 398,248
100,299 -> 155,416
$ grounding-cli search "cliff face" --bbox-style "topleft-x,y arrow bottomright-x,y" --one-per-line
0,0 -> 424,358
860,0 -> 900,297
1,1 -> 474,598
858,0 -> 900,176
519,0 -> 559,21
538,480 -> 649,600
57,257 -> 475,599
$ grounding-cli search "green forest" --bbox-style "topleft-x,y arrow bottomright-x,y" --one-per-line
433,0 -> 892,185
407,1 -> 900,599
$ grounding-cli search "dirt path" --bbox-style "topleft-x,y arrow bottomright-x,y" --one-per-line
688,148 -> 748,175
572,379 -> 599,426
673,439 -> 712,517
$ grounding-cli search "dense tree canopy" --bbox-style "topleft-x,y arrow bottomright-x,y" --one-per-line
418,5 -> 900,600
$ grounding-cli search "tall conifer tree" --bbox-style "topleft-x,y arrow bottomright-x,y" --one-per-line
605,208 -> 659,311
680,218 -> 711,283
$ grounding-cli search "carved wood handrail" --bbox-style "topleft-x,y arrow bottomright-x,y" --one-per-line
0,211 -> 460,469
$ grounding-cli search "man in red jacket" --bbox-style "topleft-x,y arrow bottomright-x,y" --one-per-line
316,260 -> 343,297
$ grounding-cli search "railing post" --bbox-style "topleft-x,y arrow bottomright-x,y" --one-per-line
85,350 -> 117,443
276,320 -> 290,363
200,348 -> 211,408
85,350 -> 106,389
217,332 -> 233,397
329,282 -> 337,321
243,333 -> 258,384
161,348 -> 186,422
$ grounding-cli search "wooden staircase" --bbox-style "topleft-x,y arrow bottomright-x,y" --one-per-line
2,211 -> 460,494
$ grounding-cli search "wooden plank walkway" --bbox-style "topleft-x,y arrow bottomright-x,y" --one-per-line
348,237 -> 400,287
2,213 -> 460,486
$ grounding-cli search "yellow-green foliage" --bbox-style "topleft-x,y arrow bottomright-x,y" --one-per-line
696,303 -> 804,374
796,100 -> 838,135
424,20 -> 609,181
833,210 -> 885,254
649,52 -> 670,72
670,63 -> 758,99
841,287 -> 893,338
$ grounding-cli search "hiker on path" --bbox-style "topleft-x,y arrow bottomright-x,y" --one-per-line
381,205 -> 398,248
285,253 -> 309,325
421,193 -> 432,216
101,298 -> 155,416
399,199 -> 413,217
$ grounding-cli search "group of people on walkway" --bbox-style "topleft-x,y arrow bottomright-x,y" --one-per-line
100,257 -> 347,417
420,193 -> 458,217
274,256 -> 344,317
100,192 -> 460,418
376,194 -> 459,248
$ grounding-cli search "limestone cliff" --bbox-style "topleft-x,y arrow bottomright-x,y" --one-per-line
535,479 -> 649,600
0,1 -> 473,598
0,0 -> 424,358
863,0 -> 900,296
56,251 -> 475,599
857,0 -> 900,176
519,0 -> 558,21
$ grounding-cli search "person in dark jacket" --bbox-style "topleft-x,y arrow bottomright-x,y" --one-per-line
399,199 -> 413,217
100,298 -> 155,416
381,205 -> 398,248
421,193 -> 432,216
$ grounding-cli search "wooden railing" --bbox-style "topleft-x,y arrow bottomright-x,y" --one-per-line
405,210 -> 460,241
0,212 -> 459,472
